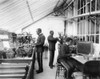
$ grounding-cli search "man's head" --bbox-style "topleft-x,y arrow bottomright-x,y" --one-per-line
50,30 -> 54,36
66,37 -> 72,45
36,28 -> 42,35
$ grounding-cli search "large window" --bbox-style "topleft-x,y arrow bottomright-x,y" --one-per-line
77,15 -> 100,43
76,0 -> 100,43
77,0 -> 100,14
65,0 -> 100,44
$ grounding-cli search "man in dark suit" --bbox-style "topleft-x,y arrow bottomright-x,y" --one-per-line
35,28 -> 45,73
48,30 -> 58,69
58,37 -> 72,60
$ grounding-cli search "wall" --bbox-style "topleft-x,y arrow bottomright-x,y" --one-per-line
66,21 -> 77,37
64,0 -> 100,58
23,17 -> 64,43
16,17 -> 64,43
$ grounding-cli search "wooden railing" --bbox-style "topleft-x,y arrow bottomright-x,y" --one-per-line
25,52 -> 35,79
0,51 -> 35,79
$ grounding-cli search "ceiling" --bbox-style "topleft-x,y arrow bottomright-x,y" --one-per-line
0,0 -> 61,32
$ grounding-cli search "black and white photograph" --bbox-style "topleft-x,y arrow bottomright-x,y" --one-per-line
0,0 -> 99,79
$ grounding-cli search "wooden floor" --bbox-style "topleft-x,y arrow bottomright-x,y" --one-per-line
34,59 -> 56,79
34,51 -> 59,79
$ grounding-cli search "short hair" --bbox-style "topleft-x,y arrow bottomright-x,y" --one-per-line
37,28 -> 42,32
66,37 -> 72,42
50,30 -> 54,34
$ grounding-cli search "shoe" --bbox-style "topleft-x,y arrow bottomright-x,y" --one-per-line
36,70 -> 43,74
52,65 -> 55,67
50,66 -> 53,69
49,65 -> 55,69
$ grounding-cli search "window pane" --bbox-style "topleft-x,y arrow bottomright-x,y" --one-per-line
97,0 -> 100,10
91,0 -> 95,11
96,35 -> 99,43
87,0 -> 90,3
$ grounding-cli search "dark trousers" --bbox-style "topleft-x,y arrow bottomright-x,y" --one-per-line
49,50 -> 55,67
37,51 -> 43,71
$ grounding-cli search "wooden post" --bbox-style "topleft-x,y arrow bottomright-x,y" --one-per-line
64,20 -> 67,36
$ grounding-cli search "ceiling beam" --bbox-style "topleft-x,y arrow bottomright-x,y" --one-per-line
26,0 -> 34,21
65,10 -> 100,21
22,0 -> 69,31
64,0 -> 75,11
22,12 -> 53,31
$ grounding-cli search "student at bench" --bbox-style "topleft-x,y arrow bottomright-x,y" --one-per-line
57,37 -> 83,79
58,37 -> 72,60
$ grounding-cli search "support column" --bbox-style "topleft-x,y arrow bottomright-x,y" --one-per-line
64,20 -> 67,35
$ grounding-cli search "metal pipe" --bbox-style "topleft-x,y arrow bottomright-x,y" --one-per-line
65,10 -> 100,20
26,0 -> 34,21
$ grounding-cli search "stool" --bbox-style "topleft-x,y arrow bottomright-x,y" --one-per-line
60,58 -> 75,79
55,62 -> 66,79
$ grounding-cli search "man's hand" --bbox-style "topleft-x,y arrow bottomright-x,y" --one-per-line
33,46 -> 37,52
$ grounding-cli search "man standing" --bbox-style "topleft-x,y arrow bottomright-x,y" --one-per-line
48,30 -> 58,69
35,28 -> 45,73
